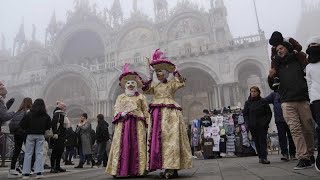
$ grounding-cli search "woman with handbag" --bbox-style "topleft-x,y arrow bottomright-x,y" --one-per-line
8,97 -> 32,179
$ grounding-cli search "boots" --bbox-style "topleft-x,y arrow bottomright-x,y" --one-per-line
74,162 -> 83,168
91,160 -> 96,168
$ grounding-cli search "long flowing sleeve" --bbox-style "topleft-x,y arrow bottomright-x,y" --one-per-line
170,77 -> 185,93
306,65 -> 312,97
140,95 -> 149,126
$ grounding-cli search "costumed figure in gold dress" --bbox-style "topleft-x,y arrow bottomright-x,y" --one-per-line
143,49 -> 192,179
106,63 -> 149,178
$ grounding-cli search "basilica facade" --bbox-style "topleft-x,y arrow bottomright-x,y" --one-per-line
0,0 -> 272,127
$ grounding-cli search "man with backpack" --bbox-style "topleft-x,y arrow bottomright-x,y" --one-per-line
95,114 -> 110,167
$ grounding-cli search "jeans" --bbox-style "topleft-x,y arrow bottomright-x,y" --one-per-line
97,141 -> 107,166
276,122 -> 296,156
22,135 -> 45,174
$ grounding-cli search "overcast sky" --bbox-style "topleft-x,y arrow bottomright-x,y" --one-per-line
0,0 -> 310,50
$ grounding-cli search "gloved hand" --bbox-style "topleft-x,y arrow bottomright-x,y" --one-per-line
6,98 -> 15,109
121,112 -> 127,117
53,134 -> 58,139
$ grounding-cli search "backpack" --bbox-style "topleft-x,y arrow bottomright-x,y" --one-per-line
9,111 -> 26,134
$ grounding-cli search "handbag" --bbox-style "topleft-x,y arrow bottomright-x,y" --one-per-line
45,129 -> 53,138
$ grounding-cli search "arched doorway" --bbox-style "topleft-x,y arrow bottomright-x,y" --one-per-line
178,67 -> 217,124
235,60 -> 268,106
43,74 -> 94,117
61,30 -> 105,65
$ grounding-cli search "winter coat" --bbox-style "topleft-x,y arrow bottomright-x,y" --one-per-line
19,111 -> 51,135
306,61 -> 320,103
243,96 -> 272,130
96,119 -> 110,143
65,127 -> 76,147
9,111 -> 27,136
52,109 -> 67,138
0,98 -> 14,126
268,53 -> 309,102
264,92 -> 285,123
78,121 -> 93,155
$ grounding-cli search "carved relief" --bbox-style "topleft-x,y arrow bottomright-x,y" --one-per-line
168,17 -> 204,40
120,28 -> 155,49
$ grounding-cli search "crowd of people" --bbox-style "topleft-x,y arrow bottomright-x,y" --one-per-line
0,35 -> 320,178
0,82 -> 111,179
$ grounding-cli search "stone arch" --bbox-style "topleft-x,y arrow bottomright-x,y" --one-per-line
166,12 -> 209,41
234,58 -> 269,103
233,58 -> 268,82
53,22 -> 111,60
177,61 -> 219,122
178,60 -> 220,84
42,65 -> 99,106
116,23 -> 159,50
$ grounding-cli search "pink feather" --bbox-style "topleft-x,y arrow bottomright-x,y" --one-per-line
122,63 -> 130,73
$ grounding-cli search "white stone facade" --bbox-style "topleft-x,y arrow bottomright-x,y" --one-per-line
0,0 -> 271,126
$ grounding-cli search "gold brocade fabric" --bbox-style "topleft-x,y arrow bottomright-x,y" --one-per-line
113,93 -> 149,119
105,93 -> 149,176
145,78 -> 193,170
144,78 -> 184,107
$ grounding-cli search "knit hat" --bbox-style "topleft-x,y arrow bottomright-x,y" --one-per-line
269,31 -> 284,46
119,63 -> 143,89
150,49 -> 176,73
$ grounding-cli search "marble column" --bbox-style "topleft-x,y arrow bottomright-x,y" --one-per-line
213,86 -> 218,109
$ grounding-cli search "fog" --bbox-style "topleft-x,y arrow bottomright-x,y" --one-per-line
0,0 -> 308,48
0,0 -> 319,126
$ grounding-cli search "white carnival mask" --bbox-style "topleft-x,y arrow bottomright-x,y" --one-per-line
125,80 -> 137,89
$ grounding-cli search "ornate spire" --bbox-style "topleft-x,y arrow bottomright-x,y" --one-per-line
110,0 -> 123,27
15,20 -> 25,43
154,0 -> 168,22
133,0 -> 138,12
47,11 -> 57,36
1,34 -> 5,50
215,0 -> 225,8
13,18 -> 26,55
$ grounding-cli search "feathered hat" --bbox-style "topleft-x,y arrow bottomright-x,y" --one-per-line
119,63 -> 143,88
150,49 -> 176,73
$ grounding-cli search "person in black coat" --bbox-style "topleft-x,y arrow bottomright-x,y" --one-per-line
50,101 -> 69,173
95,114 -> 110,167
243,86 -> 272,164
64,127 -> 76,165
8,97 -> 32,178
